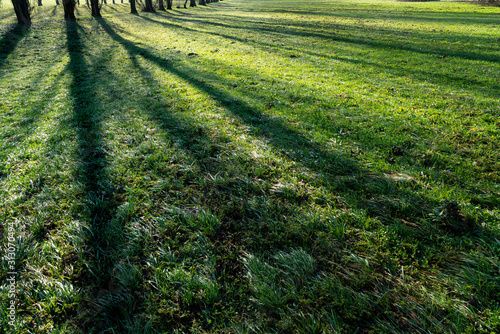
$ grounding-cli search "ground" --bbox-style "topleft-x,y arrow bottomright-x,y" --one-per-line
0,0 -> 499,332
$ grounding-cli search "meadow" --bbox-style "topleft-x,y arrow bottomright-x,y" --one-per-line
0,0 -> 499,332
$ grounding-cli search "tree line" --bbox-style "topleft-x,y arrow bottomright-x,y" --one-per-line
11,0 -> 220,25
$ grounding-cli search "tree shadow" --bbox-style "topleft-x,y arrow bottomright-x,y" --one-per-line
163,11 -> 500,64
102,15 -> 500,256
97,18 -> 360,178
99,18 -> 475,244
67,17 -> 499,332
0,12 -> 16,21
251,7 -> 500,26
138,12 -> 500,102
65,20 -> 123,331
1,69 -> 66,168
0,25 -> 29,71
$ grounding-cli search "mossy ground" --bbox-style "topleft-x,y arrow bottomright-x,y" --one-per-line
1,0 -> 499,332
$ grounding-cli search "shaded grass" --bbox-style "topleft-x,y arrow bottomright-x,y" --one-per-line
0,0 -> 500,332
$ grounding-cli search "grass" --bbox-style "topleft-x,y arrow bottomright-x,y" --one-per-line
0,0 -> 499,332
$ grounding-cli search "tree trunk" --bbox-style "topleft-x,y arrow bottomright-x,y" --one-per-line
56,0 -> 60,4
11,0 -> 31,25
130,0 -> 137,13
189,0 -> 195,6
90,0 -> 101,17
198,0 -> 205,5
158,0 -> 165,10
144,0 -> 154,11
166,0 -> 171,9
102,0 -> 106,4
38,0 -> 42,6
183,0 -> 187,8
63,0 -> 76,19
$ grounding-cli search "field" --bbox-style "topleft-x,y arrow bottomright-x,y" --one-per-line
1,0 -> 500,332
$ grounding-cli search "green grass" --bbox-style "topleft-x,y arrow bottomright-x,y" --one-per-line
0,0 -> 499,332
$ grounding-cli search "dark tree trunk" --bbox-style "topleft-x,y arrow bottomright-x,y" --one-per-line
189,0 -> 195,6
90,0 -> 101,16
183,0 -> 187,8
158,0 -> 165,10
112,0 -> 115,4
144,0 -> 155,11
11,0 -> 31,25
102,0 -> 106,4
166,0 -> 171,8
130,0 -> 137,13
63,0 -> 76,19
38,0 -> 42,6
198,0 -> 205,5
56,0 -> 60,4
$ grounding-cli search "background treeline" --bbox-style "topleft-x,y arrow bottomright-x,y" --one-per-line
7,0 -> 220,25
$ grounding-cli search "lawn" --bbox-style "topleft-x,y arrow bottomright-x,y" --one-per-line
0,0 -> 499,332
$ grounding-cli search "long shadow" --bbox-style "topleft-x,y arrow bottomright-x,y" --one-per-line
97,18 -> 359,179
65,21 -> 122,331
92,18 -> 500,332
162,11 -> 500,64
103,4 -> 120,12
161,11 -> 500,49
336,10 -> 500,26
64,18 -> 236,332
205,13 -> 500,53
136,13 -> 500,100
99,23 -> 221,174
2,67 -> 66,160
106,14 -> 498,202
0,25 -> 29,71
103,17 -> 500,221
93,18 -> 299,196
0,25 -> 47,161
0,12 -> 16,21
97,18 -> 500,304
252,7 -> 500,26
136,13 -> 189,29
98,18 -> 457,228
48,4 -> 59,18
